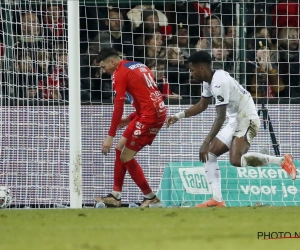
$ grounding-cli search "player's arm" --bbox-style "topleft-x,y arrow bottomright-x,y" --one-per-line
108,99 -> 125,137
102,73 -> 126,155
166,96 -> 212,128
103,99 -> 125,155
204,105 -> 227,144
184,96 -> 211,117
199,80 -> 229,163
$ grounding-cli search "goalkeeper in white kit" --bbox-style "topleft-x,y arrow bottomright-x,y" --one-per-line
166,51 -> 297,208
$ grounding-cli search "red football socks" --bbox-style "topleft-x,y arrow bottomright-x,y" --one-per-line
124,158 -> 152,195
113,149 -> 127,192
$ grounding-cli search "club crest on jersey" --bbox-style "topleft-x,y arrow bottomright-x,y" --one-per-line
134,129 -> 141,136
217,95 -> 224,102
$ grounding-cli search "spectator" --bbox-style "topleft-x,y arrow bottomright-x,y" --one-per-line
196,15 -> 224,54
80,43 -> 112,101
91,7 -> 133,60
278,27 -> 300,98
43,2 -> 67,41
140,8 -> 159,32
14,11 -> 50,61
167,44 -> 196,98
246,2 -> 273,38
14,52 -> 39,99
204,15 -> 223,38
128,6 -> 171,44
54,42 -> 91,102
36,49 -> 61,100
246,38 -> 285,98
165,1 -> 203,46
224,22 -> 236,43
16,11 -> 42,43
247,27 -> 278,62
224,20 -> 236,61
133,8 -> 160,46
54,43 -> 68,100
148,59 -> 181,100
171,23 -> 196,59
211,38 -> 234,74
134,31 -> 166,66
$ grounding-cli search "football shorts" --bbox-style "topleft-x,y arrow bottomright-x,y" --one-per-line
122,115 -> 166,152
216,118 -> 260,148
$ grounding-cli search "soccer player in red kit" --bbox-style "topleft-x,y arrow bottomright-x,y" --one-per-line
94,48 -> 167,207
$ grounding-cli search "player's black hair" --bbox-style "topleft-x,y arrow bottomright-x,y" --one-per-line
95,48 -> 120,63
188,51 -> 212,65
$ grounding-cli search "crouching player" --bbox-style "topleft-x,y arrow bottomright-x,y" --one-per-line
166,51 -> 297,208
95,48 -> 167,207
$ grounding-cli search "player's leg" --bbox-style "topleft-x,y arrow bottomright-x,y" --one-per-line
121,120 -> 165,207
121,143 -> 161,207
232,119 -> 297,180
94,119 -> 138,207
111,137 -> 128,196
242,152 -> 296,180
120,146 -> 153,196
229,136 -> 251,167
94,136 -> 127,207
195,121 -> 235,208
230,119 -> 277,167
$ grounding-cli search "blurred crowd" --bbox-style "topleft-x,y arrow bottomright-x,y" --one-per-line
0,0 -> 299,103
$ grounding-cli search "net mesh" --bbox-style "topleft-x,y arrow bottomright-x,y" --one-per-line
0,0 -> 299,207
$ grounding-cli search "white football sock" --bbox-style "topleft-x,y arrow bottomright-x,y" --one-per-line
145,192 -> 155,199
241,152 -> 284,167
111,191 -> 121,199
205,153 -> 222,202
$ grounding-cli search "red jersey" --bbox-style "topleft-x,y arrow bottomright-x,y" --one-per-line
108,60 -> 167,137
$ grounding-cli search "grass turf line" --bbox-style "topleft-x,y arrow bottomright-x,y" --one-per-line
0,207 -> 299,250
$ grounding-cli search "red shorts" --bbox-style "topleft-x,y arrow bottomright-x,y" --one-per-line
122,116 -> 166,152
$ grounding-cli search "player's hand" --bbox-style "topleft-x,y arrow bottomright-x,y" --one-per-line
118,117 -> 130,130
199,141 -> 209,163
167,93 -> 182,99
102,136 -> 114,155
165,116 -> 179,128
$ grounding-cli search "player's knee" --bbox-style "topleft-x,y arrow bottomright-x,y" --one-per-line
200,152 -> 217,163
229,157 -> 242,167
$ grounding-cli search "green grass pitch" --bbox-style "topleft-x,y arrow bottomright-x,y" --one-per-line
1,207 -> 299,250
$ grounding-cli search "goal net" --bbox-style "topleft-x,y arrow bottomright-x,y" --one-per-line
0,0 -> 299,208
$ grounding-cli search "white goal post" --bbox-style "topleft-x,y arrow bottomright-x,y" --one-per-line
68,0 -> 82,209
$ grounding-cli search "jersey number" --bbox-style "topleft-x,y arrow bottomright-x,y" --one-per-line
143,73 -> 157,89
